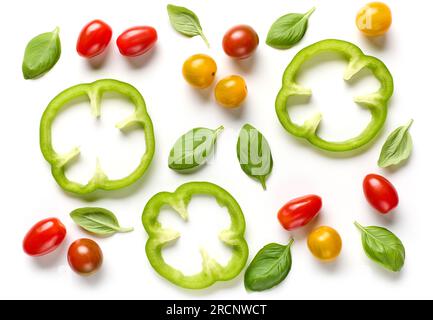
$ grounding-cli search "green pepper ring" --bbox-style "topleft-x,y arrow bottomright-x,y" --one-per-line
142,181 -> 249,289
276,39 -> 394,152
40,79 -> 155,195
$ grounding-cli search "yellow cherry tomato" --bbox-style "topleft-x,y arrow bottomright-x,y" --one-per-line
307,226 -> 342,261
182,54 -> 217,89
356,2 -> 392,37
214,75 -> 247,108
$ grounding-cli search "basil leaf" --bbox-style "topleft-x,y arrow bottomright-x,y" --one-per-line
244,240 -> 294,292
266,7 -> 315,49
70,207 -> 134,236
22,27 -> 61,79
378,119 -> 414,168
167,4 -> 209,47
355,222 -> 405,272
237,124 -> 273,190
168,126 -> 223,171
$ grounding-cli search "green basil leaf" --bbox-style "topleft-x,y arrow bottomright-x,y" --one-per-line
355,222 -> 405,272
266,7 -> 315,49
22,27 -> 61,79
70,207 -> 134,236
244,240 -> 294,292
167,4 -> 209,47
237,124 -> 273,190
378,119 -> 414,168
168,126 -> 223,171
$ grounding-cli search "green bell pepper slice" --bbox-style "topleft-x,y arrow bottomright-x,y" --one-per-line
142,181 -> 249,289
40,79 -> 155,195
276,39 -> 394,152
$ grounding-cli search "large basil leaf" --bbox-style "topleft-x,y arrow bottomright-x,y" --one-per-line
244,240 -> 294,291
167,4 -> 209,47
266,7 -> 315,49
237,124 -> 273,190
378,119 -> 414,168
70,207 -> 134,236
22,27 -> 61,79
168,126 -> 223,171
355,222 -> 405,272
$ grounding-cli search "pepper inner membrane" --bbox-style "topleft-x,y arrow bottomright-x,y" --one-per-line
51,92 -> 147,184
285,52 -> 381,141
158,195 -> 233,275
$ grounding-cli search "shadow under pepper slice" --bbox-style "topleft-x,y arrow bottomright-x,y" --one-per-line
142,181 -> 249,289
40,79 -> 155,195
275,39 -> 394,152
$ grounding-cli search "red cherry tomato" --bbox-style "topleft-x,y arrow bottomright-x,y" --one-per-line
116,26 -> 157,57
363,174 -> 399,214
278,195 -> 322,231
23,218 -> 67,257
222,25 -> 259,59
68,239 -> 103,276
76,19 -> 112,58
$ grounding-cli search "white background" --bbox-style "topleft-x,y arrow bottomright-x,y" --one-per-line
0,0 -> 429,300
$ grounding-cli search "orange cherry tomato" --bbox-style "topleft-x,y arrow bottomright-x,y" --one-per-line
356,2 -> 392,37
214,75 -> 247,108
308,226 -> 342,261
182,54 -> 217,89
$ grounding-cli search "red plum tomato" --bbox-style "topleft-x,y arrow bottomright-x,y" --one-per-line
23,218 -> 67,257
363,174 -> 398,214
116,26 -> 157,57
76,19 -> 112,58
278,195 -> 322,231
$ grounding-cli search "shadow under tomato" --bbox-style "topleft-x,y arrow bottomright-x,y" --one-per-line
124,46 -> 158,69
85,43 -> 113,70
188,85 -> 214,102
74,264 -> 106,286
309,249 -> 345,274
216,101 -> 247,120
287,211 -> 326,241
359,34 -> 389,51
31,239 -> 69,270
369,208 -> 398,227
228,53 -> 258,74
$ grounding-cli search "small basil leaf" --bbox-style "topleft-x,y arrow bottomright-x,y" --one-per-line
70,207 -> 134,236
167,4 -> 209,47
355,222 -> 405,272
244,240 -> 294,292
168,126 -> 223,172
22,27 -> 61,79
378,119 -> 414,168
266,7 -> 315,49
237,124 -> 273,190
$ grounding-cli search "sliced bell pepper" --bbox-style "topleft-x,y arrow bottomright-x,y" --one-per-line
40,79 -> 155,195
276,39 -> 394,152
142,181 -> 249,289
